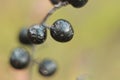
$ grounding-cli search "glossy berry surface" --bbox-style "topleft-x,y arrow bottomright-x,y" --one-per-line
10,48 -> 30,69
19,28 -> 32,45
28,24 -> 47,44
38,59 -> 57,76
50,19 -> 74,42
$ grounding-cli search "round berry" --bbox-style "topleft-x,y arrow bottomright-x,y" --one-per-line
50,19 -> 74,42
38,59 -> 57,76
10,48 -> 30,69
27,24 -> 47,44
68,0 -> 88,8
19,28 -> 32,45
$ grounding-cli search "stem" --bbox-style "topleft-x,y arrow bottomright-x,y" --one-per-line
32,59 -> 40,65
40,2 -> 68,25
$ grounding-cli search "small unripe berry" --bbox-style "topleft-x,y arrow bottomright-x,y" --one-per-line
50,19 -> 74,42
10,48 -> 30,69
28,24 -> 47,44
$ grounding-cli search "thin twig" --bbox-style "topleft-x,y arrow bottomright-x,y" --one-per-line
40,2 -> 68,25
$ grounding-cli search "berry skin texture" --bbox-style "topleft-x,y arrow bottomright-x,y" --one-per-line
10,48 -> 30,69
38,59 -> 57,76
50,19 -> 74,42
28,24 -> 47,44
19,28 -> 32,45
68,0 -> 88,8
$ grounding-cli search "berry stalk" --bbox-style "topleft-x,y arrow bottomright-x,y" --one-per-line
40,2 -> 68,25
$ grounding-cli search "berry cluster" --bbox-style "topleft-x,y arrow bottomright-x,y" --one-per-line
10,47 -> 57,76
27,19 -> 74,44
9,0 -> 88,78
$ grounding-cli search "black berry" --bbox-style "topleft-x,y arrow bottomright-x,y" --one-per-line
38,59 -> 57,76
50,19 -> 74,42
19,28 -> 32,45
27,24 -> 47,44
68,0 -> 88,8
10,48 -> 30,69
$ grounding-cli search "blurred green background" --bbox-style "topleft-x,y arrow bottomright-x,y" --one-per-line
0,0 -> 120,80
